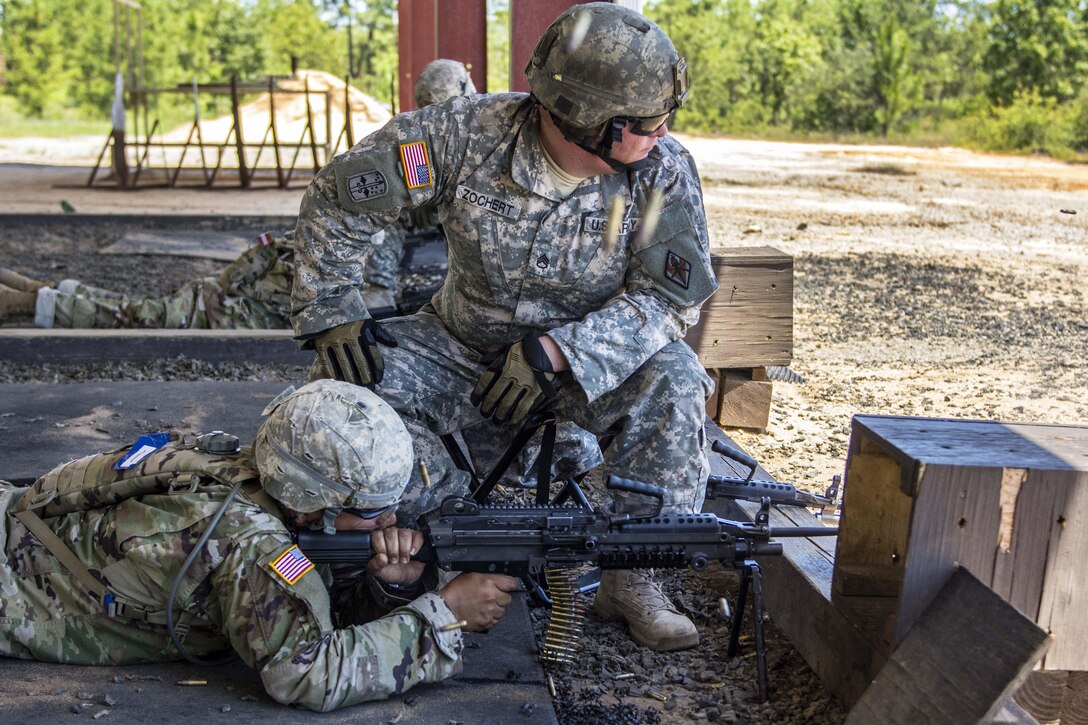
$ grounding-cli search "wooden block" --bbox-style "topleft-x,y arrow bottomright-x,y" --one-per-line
685,246 -> 793,368
845,567 -> 1051,725
1015,670 -> 1088,725
714,369 -> 771,430
833,415 -> 1088,672
1015,671 -> 1067,724
705,368 -> 722,420
991,696 -> 1041,725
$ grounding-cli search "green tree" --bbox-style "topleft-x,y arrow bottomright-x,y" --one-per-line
984,0 -> 1088,105
646,0 -> 757,132
873,17 -> 916,134
1,0 -> 81,116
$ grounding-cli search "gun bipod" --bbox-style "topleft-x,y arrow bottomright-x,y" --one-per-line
727,560 -> 768,703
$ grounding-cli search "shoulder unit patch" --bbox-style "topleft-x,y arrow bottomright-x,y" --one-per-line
400,141 -> 433,189
664,250 -> 692,289
345,170 -> 388,202
268,544 -> 314,585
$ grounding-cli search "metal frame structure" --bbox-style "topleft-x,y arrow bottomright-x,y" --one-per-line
91,0 -> 365,190
88,74 -> 360,190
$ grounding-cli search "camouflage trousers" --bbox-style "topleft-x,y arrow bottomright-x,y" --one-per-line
364,309 -> 713,522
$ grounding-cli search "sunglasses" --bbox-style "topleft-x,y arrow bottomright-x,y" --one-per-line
343,504 -> 398,521
627,110 -> 675,136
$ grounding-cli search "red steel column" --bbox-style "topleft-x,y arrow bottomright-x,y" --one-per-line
397,0 -> 436,113
399,0 -> 487,111
437,0 -> 487,94
509,0 -> 581,92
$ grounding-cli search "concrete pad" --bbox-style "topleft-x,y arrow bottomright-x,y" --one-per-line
0,594 -> 556,723
102,231 -> 262,261
0,382 -> 296,483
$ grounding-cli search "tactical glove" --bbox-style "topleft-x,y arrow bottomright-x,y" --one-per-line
471,334 -> 557,424
313,318 -> 398,387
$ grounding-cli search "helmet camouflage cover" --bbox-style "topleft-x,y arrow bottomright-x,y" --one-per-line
254,380 -> 413,530
414,59 -> 477,108
525,2 -> 689,145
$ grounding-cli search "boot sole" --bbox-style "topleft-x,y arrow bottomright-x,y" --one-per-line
592,599 -> 700,652
629,627 -> 700,652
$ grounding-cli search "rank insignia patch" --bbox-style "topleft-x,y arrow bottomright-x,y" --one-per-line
664,251 -> 692,289
399,141 -> 433,189
346,170 -> 388,202
269,545 -> 314,585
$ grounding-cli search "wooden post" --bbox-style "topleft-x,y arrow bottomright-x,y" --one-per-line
436,0 -> 487,92
229,75 -> 250,188
268,77 -> 284,189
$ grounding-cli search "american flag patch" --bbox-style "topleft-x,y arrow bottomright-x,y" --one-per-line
399,141 -> 432,189
269,545 -> 314,585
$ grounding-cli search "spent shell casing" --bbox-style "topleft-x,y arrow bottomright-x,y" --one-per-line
176,679 -> 207,686
439,619 -> 468,632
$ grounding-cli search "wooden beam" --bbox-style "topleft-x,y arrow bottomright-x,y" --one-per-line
0,329 -> 311,366
845,567 -> 1051,725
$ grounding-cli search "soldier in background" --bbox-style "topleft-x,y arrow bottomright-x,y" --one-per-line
292,4 -> 716,652
369,59 -> 480,310
0,61 -> 477,329
0,379 -> 518,711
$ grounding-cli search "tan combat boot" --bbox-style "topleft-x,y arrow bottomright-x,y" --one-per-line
0,283 -> 36,319
593,569 -> 700,651
0,267 -> 50,292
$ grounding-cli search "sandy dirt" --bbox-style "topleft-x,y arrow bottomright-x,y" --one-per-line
0,133 -> 1085,722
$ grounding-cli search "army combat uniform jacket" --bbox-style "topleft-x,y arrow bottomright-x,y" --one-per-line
294,92 -> 716,402
0,437 -> 463,711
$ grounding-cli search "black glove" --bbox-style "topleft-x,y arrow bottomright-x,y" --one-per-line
471,334 -> 557,424
313,319 -> 398,387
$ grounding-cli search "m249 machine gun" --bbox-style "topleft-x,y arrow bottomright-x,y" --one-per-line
297,475 -> 836,702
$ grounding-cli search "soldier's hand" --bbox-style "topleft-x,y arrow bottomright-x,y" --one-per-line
313,318 -> 397,387
438,573 -> 519,632
367,526 -> 425,585
470,334 -> 557,423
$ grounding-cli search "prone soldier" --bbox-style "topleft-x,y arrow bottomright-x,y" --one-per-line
0,379 -> 518,711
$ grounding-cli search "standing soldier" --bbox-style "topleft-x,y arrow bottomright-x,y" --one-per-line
292,4 -> 716,652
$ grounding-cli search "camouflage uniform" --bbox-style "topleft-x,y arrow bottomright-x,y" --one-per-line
293,93 -> 717,521
37,239 -> 295,329
0,435 -> 463,711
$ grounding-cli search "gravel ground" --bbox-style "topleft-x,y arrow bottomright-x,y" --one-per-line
1,136 -> 1085,724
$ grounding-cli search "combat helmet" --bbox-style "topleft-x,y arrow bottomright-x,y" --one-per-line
525,2 -> 689,169
415,59 -> 477,108
254,379 -> 413,534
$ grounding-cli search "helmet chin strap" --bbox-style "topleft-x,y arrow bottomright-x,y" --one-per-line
552,110 -> 652,173
585,117 -> 652,173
